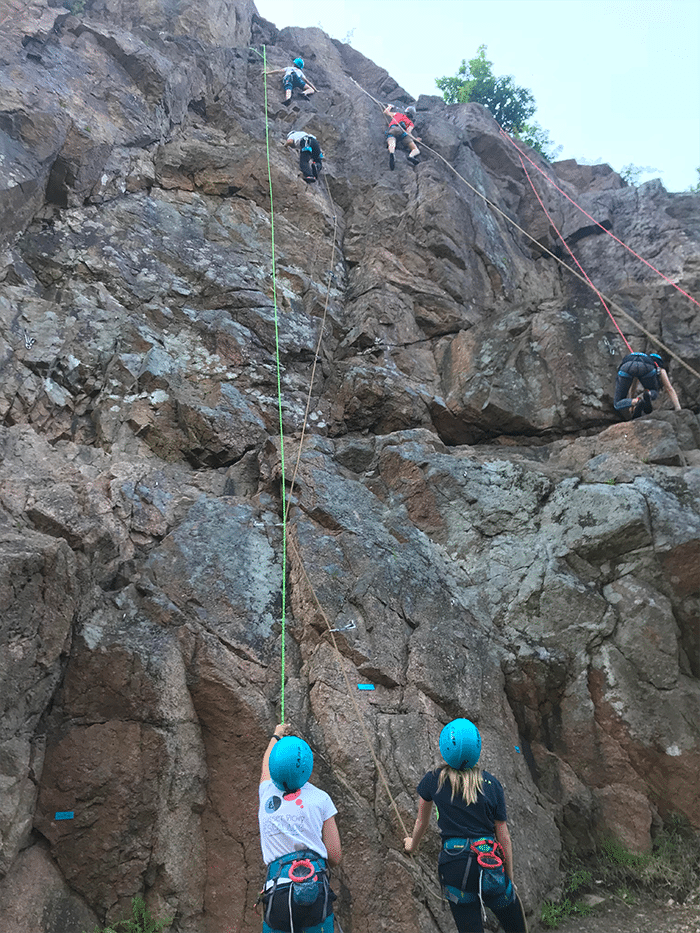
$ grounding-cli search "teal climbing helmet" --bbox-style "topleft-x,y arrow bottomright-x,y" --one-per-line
294,57 -> 304,69
439,719 -> 482,770
269,736 -> 314,793
649,352 -> 664,367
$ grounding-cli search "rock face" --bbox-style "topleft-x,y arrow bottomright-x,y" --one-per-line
1,2 -> 699,932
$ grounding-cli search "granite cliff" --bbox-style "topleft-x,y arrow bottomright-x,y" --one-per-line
1,2 -> 699,931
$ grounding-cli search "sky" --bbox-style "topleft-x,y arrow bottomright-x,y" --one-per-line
254,0 -> 700,193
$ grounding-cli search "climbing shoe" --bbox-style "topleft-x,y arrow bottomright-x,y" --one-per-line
282,98 -> 292,106
642,390 -> 653,413
408,154 -> 420,166
389,152 -> 395,170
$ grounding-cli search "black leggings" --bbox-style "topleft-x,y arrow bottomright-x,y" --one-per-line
298,136 -> 322,178
614,359 -> 660,413
439,852 -> 526,933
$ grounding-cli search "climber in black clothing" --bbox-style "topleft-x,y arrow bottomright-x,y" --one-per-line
404,719 -> 527,933
613,351 -> 681,419
284,131 -> 323,183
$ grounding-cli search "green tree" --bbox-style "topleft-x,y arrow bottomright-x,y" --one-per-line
516,122 -> 563,162
688,167 -> 700,193
436,45 -> 560,160
436,45 -> 536,134
619,163 -> 660,186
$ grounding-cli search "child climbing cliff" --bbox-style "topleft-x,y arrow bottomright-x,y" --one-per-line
383,103 -> 421,169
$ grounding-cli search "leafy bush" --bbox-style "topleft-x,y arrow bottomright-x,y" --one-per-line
598,816 -> 700,902
85,897 -> 172,933
540,868 -> 593,928
543,815 -> 700,927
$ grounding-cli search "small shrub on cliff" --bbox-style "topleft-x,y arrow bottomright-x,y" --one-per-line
541,868 -> 593,928
598,815 -> 700,903
85,896 -> 172,933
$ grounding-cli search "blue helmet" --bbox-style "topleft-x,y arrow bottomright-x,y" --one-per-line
293,58 -> 304,69
269,737 -> 313,792
439,719 -> 482,770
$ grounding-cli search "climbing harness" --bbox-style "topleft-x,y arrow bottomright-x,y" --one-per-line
259,850 -> 334,933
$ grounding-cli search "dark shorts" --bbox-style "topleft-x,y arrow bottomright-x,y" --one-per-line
386,124 -> 409,142
283,72 -> 307,91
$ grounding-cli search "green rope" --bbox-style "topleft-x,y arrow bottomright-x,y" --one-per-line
263,46 -> 287,721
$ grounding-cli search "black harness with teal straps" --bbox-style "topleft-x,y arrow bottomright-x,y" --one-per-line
259,849 -> 335,933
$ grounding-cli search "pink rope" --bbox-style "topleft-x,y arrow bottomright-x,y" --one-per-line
500,130 -> 700,310
517,153 -> 633,352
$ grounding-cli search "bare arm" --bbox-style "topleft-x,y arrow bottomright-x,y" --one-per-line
495,820 -> 514,880
322,815 -> 342,867
404,796 -> 433,854
660,368 -> 681,410
260,722 -> 291,784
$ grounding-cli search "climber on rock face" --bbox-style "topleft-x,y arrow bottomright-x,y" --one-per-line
284,131 -> 323,184
383,103 -> 420,170
279,57 -> 316,105
404,719 -> 526,933
258,723 -> 342,933
613,351 -> 681,419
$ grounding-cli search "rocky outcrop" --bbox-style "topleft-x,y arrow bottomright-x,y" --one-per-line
1,2 -> 699,932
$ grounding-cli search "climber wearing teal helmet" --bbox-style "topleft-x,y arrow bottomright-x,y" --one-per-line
281,56 -> 316,105
404,719 -> 526,933
258,723 -> 342,933
613,350 -> 681,419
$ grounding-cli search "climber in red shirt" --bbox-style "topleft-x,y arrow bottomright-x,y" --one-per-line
383,103 -> 421,170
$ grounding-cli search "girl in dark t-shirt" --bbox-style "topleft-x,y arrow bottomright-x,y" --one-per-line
404,719 -> 526,933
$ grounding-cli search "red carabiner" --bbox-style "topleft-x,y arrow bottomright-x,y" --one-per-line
289,858 -> 317,883
470,838 -> 504,869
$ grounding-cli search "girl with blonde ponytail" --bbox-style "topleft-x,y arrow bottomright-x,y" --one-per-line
404,719 -> 526,933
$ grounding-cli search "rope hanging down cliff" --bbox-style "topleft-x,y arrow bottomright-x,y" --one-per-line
259,56 -> 441,889
515,151 -> 633,353
262,45 -> 288,721
349,77 -> 700,385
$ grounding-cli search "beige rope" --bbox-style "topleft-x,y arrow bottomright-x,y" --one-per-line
284,173 -> 339,522
349,77 -> 700,384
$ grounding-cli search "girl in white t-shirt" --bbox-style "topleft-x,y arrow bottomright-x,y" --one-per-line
258,723 -> 342,933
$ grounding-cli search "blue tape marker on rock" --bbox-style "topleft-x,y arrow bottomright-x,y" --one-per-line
55,811 -> 74,820
357,684 -> 375,690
